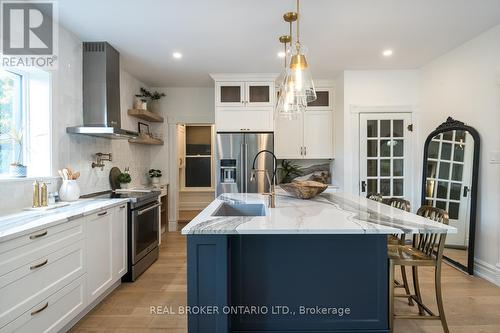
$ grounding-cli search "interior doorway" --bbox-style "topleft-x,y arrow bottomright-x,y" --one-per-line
176,124 -> 215,223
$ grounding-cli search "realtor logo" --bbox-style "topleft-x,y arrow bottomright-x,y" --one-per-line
1,1 -> 58,68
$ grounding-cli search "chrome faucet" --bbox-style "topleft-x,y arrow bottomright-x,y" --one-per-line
250,149 -> 277,208
92,152 -> 112,170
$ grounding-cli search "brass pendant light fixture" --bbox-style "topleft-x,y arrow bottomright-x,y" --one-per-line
277,0 -> 316,115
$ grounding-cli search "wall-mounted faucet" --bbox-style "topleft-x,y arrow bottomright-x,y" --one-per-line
92,152 -> 112,170
250,149 -> 277,208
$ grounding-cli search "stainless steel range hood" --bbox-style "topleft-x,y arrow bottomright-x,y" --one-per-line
67,42 -> 138,139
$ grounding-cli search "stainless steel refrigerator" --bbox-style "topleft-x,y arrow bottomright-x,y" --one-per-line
216,132 -> 274,195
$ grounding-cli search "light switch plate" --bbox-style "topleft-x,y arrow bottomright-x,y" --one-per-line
489,151 -> 500,164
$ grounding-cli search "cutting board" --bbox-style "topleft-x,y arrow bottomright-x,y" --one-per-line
109,167 -> 122,190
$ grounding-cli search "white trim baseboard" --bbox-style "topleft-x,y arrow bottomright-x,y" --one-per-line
474,258 -> 500,286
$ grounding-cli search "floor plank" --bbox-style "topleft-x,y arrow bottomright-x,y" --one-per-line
71,230 -> 500,333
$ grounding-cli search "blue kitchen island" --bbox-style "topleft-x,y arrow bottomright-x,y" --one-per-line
181,192 -> 455,333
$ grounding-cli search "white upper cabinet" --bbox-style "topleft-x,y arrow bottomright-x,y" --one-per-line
275,86 -> 335,159
303,111 -> 334,158
212,74 -> 278,132
274,113 -> 303,158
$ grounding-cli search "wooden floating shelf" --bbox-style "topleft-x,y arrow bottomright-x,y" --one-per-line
129,136 -> 164,145
128,109 -> 164,123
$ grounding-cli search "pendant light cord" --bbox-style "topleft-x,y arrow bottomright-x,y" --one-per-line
296,0 -> 300,45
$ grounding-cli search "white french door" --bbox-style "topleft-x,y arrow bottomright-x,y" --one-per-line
359,113 -> 412,201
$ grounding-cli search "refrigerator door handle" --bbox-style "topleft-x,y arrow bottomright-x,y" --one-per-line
240,142 -> 245,193
244,143 -> 249,193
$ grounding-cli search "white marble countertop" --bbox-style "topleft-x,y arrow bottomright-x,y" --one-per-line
0,198 -> 129,242
181,192 -> 457,235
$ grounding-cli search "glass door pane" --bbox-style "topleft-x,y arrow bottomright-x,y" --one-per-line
246,82 -> 273,106
359,114 -> 412,201
217,82 -> 244,106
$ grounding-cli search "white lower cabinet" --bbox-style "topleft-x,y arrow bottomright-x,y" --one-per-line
0,203 -> 128,333
275,110 -> 334,159
2,276 -> 86,333
85,209 -> 114,304
112,204 -> 128,279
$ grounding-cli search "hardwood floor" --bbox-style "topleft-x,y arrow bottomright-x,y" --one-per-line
71,230 -> 500,333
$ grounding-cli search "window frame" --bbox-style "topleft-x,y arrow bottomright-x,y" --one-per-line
0,67 -> 52,180
181,124 -> 215,191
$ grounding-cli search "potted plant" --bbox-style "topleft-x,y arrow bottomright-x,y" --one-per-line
0,128 -> 27,177
278,159 -> 302,184
137,87 -> 166,113
148,169 -> 162,185
117,172 -> 132,189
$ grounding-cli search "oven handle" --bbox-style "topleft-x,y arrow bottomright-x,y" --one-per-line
136,202 -> 161,216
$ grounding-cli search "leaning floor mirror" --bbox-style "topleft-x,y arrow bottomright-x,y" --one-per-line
421,117 -> 480,274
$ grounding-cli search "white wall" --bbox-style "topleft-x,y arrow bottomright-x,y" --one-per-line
420,24 -> 500,283
148,87 -> 214,226
0,26 -> 157,214
333,74 -> 345,188
341,70 -> 420,195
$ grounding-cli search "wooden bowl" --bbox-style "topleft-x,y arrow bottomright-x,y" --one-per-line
279,180 -> 328,199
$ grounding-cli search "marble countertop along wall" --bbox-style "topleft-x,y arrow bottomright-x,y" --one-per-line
181,192 -> 457,235
0,198 -> 129,242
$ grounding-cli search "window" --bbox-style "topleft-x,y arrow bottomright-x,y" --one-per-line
0,70 -> 23,175
184,125 -> 213,188
0,68 -> 51,178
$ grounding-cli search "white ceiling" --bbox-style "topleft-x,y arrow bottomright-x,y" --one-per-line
58,0 -> 500,87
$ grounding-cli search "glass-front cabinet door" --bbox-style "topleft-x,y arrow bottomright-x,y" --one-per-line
216,81 -> 245,107
245,81 -> 273,107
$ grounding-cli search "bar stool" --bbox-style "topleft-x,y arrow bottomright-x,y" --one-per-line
388,205 -> 450,333
385,198 -> 413,306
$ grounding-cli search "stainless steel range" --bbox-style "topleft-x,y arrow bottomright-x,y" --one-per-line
90,190 -> 160,281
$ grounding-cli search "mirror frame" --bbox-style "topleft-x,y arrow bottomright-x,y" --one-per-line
421,117 -> 480,275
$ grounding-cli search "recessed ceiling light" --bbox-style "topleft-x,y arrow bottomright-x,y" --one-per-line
172,52 -> 183,59
382,49 -> 393,57
277,51 -> 286,58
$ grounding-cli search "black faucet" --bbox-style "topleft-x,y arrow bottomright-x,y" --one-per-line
250,150 -> 277,208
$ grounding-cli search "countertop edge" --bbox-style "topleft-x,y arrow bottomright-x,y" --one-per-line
0,199 -> 129,243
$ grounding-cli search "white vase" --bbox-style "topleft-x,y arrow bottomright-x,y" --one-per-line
120,183 -> 130,189
133,96 -> 143,109
151,177 -> 160,185
59,180 -> 80,202
149,99 -> 159,113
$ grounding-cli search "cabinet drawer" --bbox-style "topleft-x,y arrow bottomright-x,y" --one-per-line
0,219 -> 84,277
2,275 -> 86,333
0,240 -> 85,328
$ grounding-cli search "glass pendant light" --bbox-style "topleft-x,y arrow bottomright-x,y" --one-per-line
276,12 -> 304,117
288,0 -> 316,103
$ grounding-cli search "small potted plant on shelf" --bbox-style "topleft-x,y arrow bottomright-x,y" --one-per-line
148,169 -> 162,185
0,128 -> 27,177
137,87 -> 166,113
117,172 -> 132,189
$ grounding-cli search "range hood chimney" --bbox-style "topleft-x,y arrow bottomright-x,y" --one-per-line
67,42 -> 138,139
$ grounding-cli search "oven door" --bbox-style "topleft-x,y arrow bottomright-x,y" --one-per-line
131,201 -> 160,264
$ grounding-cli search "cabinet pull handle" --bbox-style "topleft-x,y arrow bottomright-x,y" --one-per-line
304,146 -> 307,155
30,259 -> 48,270
31,302 -> 48,316
119,205 -> 126,209
97,211 -> 108,216
29,230 -> 47,240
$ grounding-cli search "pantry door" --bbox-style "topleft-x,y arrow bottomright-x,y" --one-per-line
359,113 -> 413,200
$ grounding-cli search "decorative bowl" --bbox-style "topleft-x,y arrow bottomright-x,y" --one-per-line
279,180 -> 328,199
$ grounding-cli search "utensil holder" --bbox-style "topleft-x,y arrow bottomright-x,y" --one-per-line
59,180 -> 80,202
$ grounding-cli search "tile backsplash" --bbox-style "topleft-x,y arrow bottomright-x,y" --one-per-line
0,26 -> 164,215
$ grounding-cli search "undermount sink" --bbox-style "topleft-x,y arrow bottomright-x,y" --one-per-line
212,203 -> 266,217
